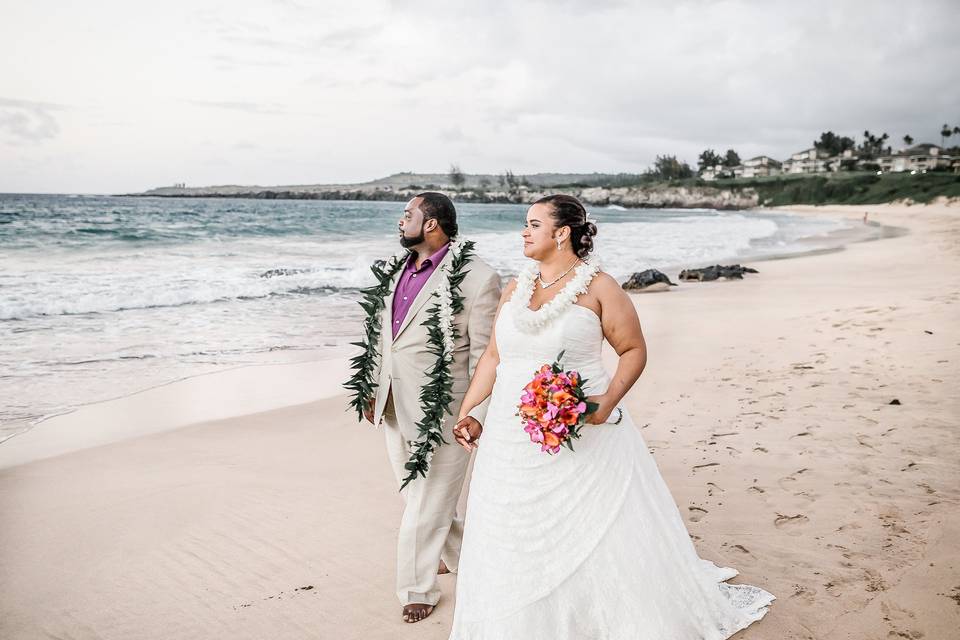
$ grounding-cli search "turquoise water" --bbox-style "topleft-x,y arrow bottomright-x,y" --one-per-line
0,194 -> 848,440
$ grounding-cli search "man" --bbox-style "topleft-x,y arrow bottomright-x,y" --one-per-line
364,192 -> 500,623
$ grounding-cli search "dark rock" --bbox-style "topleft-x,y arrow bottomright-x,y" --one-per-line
889,399 -> 901,405
622,269 -> 677,291
679,264 -> 758,282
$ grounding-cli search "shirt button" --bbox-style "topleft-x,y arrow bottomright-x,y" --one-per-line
395,320 -> 400,324
412,274 -> 417,278
403,296 -> 408,300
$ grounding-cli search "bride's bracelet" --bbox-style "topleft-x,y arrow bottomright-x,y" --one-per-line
612,407 -> 624,425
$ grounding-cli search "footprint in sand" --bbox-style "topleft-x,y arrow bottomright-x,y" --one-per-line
692,462 -> 720,472
789,584 -> 817,605
721,542 -> 752,555
688,506 -> 709,522
916,482 -> 936,495
793,490 -> 819,504
822,578 -> 844,597
777,467 -> 810,491
863,568 -> 888,593
774,512 -> 809,527
881,600 -> 923,638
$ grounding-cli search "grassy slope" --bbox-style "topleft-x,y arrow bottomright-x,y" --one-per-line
707,171 -> 960,206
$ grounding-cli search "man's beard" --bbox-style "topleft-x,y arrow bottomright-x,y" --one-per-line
399,223 -> 425,248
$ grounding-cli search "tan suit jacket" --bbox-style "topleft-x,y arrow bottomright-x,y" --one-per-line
372,248 -> 500,436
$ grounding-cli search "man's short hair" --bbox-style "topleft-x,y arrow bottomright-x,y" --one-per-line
415,192 -> 458,239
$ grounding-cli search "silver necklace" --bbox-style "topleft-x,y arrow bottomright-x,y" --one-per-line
537,258 -> 581,289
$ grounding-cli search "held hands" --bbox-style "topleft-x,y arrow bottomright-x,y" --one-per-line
363,397 -> 375,424
454,416 -> 483,451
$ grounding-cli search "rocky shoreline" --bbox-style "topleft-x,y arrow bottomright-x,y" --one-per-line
131,184 -> 759,210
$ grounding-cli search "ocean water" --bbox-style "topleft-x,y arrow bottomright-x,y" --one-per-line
0,194 -> 849,441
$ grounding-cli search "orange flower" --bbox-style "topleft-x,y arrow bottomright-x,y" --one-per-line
543,431 -> 561,448
519,404 -> 539,417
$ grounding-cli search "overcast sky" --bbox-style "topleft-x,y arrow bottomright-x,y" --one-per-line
1,0 -> 958,193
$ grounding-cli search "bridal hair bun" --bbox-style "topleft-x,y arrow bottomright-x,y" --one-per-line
534,193 -> 597,259
578,220 -> 598,259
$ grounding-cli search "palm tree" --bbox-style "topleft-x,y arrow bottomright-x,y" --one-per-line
941,124 -> 952,147
903,134 -> 914,147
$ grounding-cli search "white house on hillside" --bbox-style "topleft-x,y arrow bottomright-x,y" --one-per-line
700,164 -> 732,181
733,156 -> 782,178
879,144 -> 952,173
782,148 -> 832,174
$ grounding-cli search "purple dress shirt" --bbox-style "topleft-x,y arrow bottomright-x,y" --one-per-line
391,243 -> 450,338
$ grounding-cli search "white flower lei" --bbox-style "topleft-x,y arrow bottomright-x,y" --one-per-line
510,258 -> 601,333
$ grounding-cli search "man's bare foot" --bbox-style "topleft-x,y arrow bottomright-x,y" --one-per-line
402,603 -> 434,623
438,560 -> 450,575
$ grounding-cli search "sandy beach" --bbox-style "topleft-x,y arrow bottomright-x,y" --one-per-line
1,201 -> 958,639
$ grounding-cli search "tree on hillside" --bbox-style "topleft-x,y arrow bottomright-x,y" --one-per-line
722,149 -> 741,168
903,134 -> 914,146
697,149 -> 723,173
651,155 -> 694,180
814,131 -> 855,156
448,164 -> 466,189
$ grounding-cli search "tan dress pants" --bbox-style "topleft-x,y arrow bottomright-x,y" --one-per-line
382,392 -> 471,605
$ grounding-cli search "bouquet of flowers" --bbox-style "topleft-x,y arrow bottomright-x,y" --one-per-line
518,351 -> 601,454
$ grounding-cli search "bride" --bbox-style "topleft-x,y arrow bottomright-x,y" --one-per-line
448,194 -> 775,639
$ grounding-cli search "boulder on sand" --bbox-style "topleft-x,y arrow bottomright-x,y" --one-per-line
622,269 -> 678,292
678,264 -> 758,282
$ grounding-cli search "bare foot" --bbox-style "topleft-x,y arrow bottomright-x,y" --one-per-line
402,603 -> 434,623
438,560 -> 450,575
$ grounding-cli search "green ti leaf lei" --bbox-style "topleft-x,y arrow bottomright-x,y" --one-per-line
344,250 -> 409,421
344,239 -> 476,491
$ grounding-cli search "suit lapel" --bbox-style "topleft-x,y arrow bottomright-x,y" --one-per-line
394,248 -> 454,341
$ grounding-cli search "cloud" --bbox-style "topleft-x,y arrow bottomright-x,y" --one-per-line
0,97 -> 64,143
184,100 -> 286,115
2,0 -> 960,192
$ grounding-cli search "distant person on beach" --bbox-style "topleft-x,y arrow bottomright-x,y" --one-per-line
864,212 -> 869,223
346,192 -> 500,623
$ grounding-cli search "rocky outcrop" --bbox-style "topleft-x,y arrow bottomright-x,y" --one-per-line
574,186 -> 758,210
134,183 -> 759,210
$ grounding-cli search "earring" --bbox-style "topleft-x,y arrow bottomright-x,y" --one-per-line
556,237 -> 562,250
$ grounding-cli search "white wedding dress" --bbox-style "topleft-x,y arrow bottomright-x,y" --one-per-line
448,261 -> 775,639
